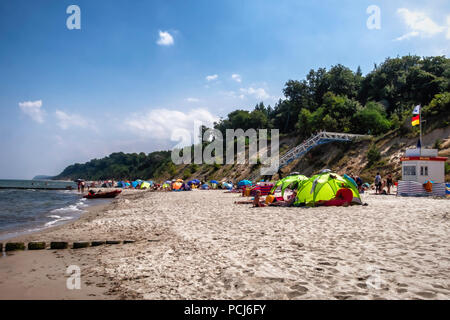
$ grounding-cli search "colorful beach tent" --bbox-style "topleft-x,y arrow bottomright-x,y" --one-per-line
172,182 -> 182,190
270,175 -> 308,195
270,179 -> 284,194
188,179 -> 200,185
222,182 -> 233,190
140,181 -> 151,189
295,172 -> 361,206
279,175 -> 308,196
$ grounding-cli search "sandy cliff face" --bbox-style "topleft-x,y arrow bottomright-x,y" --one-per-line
172,127 -> 450,183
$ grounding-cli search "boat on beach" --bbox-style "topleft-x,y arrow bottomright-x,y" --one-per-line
83,189 -> 122,199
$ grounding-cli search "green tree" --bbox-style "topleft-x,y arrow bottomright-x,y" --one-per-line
352,101 -> 391,135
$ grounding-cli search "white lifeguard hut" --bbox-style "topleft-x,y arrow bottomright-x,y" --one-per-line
398,148 -> 447,196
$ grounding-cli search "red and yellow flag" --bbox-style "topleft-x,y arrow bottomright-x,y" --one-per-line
411,115 -> 420,126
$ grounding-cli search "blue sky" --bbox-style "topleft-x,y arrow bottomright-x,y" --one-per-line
0,0 -> 449,179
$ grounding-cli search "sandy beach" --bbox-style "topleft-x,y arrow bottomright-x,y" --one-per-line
1,189 -> 449,300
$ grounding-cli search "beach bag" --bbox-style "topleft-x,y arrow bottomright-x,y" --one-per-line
423,181 -> 433,193
265,195 -> 275,205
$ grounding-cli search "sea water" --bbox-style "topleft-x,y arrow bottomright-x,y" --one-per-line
0,189 -> 108,240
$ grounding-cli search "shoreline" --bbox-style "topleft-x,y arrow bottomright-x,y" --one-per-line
0,191 -> 143,300
0,192 -> 113,243
1,189 -> 449,299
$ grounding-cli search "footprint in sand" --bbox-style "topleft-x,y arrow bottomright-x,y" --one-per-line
289,284 -> 308,296
415,291 -> 436,299
356,282 -> 367,289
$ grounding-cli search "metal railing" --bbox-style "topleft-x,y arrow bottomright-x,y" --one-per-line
250,131 -> 370,181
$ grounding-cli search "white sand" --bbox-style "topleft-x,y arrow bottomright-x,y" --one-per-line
2,189 -> 449,299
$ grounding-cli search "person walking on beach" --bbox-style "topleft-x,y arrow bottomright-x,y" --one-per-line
374,173 -> 382,194
355,176 -> 363,192
386,174 -> 393,194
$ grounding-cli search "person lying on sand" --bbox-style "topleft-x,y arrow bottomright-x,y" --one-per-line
268,194 -> 296,207
234,190 -> 266,207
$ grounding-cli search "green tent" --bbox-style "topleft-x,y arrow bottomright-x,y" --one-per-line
280,175 -> 308,196
140,181 -> 151,189
270,180 -> 284,194
294,172 -> 361,206
271,175 -> 308,195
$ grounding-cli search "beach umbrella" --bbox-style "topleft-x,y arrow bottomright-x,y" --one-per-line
210,180 -> 219,184
294,172 -> 360,206
176,179 -> 184,183
238,180 -> 252,187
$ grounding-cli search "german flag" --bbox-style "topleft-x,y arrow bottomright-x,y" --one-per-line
411,115 -> 420,126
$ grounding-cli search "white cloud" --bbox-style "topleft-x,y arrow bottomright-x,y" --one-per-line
18,100 -> 44,123
156,30 -> 174,46
206,74 -> 218,81
186,97 -> 200,103
239,87 -> 270,100
55,110 -> 93,130
395,8 -> 445,41
395,31 -> 420,41
125,108 -> 219,142
231,74 -> 242,83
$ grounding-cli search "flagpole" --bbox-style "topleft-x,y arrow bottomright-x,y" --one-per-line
419,106 -> 422,156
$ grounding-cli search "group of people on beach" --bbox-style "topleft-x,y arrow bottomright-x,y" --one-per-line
374,173 -> 394,195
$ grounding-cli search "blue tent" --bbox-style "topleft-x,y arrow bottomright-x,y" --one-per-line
188,179 -> 201,185
201,184 -> 209,190
222,182 -> 233,190
181,183 -> 192,191
131,181 -> 139,188
238,180 -> 252,187
210,180 -> 219,184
